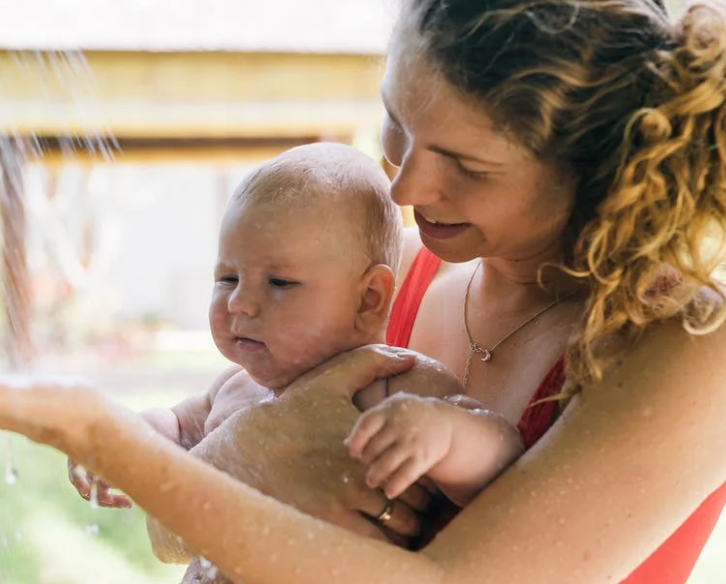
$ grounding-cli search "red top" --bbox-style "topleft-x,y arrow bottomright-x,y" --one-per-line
387,246 -> 726,581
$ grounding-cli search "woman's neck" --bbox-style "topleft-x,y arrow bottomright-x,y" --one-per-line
477,250 -> 582,314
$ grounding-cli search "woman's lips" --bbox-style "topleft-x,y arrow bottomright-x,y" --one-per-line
414,211 -> 471,240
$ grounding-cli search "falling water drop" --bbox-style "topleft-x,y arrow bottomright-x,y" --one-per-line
4,464 -> 18,485
4,436 -> 18,485
200,557 -> 219,578
89,477 -> 99,509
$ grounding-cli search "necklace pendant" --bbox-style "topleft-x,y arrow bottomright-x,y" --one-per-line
470,343 -> 492,363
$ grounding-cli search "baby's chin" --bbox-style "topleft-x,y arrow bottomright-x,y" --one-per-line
246,367 -> 304,393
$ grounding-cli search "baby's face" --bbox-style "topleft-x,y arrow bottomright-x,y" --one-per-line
209,198 -> 368,389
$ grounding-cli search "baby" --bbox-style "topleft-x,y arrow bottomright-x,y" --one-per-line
68,142 -> 523,582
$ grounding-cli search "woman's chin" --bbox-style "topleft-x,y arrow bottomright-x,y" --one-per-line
419,234 -> 484,264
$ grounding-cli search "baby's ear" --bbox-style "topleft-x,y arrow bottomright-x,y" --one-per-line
355,264 -> 396,336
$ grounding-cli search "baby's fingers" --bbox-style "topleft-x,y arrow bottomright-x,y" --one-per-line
378,458 -> 428,500
345,410 -> 387,459
97,490 -> 133,509
365,445 -> 413,492
67,459 -> 93,498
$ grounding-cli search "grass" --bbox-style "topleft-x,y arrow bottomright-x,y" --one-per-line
0,348 -> 724,583
0,389 -> 189,584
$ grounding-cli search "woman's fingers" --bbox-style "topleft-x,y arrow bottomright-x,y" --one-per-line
291,345 -> 416,400
362,491 -> 423,538
397,482 -> 431,512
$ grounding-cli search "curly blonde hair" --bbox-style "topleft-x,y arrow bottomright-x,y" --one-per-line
405,0 -> 726,390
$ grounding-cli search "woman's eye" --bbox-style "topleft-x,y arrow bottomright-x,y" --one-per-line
268,278 -> 298,289
456,161 -> 489,181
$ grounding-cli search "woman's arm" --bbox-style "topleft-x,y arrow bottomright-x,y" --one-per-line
2,326 -> 726,584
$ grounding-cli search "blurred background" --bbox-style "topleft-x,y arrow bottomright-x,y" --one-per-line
0,0 -> 723,583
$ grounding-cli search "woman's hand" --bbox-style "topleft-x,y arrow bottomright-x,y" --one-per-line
0,375 -> 106,457
189,345 -> 430,545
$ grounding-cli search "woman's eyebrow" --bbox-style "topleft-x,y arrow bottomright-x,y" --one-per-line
382,92 -> 504,167
428,145 -> 504,166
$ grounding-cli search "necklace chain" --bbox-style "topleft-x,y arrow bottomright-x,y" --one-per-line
462,260 -> 567,390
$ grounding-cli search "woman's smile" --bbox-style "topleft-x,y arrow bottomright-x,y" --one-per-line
414,210 -> 472,240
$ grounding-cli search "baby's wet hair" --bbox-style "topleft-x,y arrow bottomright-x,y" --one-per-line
232,142 -> 403,274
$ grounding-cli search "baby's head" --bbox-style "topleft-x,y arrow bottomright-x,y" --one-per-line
209,142 -> 403,389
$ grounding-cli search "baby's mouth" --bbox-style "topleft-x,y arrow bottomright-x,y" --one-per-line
234,336 -> 266,351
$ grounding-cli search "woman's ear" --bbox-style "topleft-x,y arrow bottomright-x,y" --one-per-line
355,264 -> 396,337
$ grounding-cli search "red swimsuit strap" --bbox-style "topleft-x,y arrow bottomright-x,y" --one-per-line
387,246 -> 441,348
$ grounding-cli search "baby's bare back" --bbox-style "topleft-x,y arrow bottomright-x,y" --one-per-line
181,354 -> 462,583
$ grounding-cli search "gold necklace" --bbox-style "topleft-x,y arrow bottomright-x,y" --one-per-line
462,261 -> 567,389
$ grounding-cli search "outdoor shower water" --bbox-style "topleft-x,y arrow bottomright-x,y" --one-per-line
1,49 -> 119,553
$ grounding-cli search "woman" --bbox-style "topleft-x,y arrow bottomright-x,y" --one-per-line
2,1 -> 726,583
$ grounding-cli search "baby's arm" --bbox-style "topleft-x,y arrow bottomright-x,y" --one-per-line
66,366 -> 242,510
346,393 -> 523,507
145,366 -> 243,564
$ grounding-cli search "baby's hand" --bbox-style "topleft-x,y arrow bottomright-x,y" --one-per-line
345,393 -> 453,499
67,458 -> 132,509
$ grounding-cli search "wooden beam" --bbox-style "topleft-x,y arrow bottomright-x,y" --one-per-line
0,51 -> 385,138
29,137 -> 333,167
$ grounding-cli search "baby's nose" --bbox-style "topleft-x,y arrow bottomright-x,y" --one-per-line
227,284 -> 261,318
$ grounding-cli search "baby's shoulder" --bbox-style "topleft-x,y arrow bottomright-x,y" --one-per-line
388,353 -> 462,400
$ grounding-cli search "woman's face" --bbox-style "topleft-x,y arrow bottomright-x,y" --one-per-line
380,37 -> 577,265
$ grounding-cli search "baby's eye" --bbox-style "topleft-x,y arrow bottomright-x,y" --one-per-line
268,277 -> 298,289
216,276 -> 238,286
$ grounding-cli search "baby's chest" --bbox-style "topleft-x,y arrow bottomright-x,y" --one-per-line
205,383 -> 274,435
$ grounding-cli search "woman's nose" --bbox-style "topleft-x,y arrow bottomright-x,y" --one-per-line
227,283 -> 260,318
390,150 -> 442,207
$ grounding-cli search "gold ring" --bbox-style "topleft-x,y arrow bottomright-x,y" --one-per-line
375,498 -> 394,524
